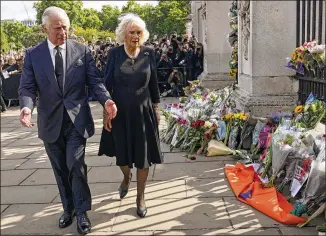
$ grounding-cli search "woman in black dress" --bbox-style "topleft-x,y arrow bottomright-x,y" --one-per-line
98,13 -> 163,218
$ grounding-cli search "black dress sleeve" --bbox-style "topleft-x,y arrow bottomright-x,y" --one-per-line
149,48 -> 161,104
103,47 -> 116,94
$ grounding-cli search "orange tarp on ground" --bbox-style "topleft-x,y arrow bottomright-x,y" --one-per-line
224,162 -> 306,225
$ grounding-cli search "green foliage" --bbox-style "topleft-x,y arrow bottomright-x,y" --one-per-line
33,0 -> 85,27
4,0 -> 191,49
74,27 -> 115,42
1,21 -> 30,50
155,0 -> 191,36
98,5 -> 121,31
21,25 -> 47,48
82,8 -> 102,30
1,26 -> 10,53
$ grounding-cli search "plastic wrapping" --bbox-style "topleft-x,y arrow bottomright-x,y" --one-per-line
206,140 -> 234,156
216,120 -> 226,141
301,145 -> 326,202
228,125 -> 240,150
251,120 -> 266,146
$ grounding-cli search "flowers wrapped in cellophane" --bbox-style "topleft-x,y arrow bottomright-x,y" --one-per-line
294,93 -> 326,131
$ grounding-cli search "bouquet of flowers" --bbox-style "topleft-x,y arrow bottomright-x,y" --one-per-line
294,93 -> 326,130
228,112 -> 248,149
286,39 -> 326,77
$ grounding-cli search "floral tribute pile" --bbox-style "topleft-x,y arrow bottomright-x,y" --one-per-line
161,80 -> 326,225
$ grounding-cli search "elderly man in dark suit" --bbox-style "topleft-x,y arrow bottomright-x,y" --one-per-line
18,6 -> 117,235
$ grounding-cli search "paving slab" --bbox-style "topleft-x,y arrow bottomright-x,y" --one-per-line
153,228 -> 281,235
160,142 -> 183,153
152,162 -> 226,181
0,122 -> 20,128
1,159 -> 27,170
20,169 -> 56,185
9,125 -> 39,133
54,180 -> 186,204
87,134 -> 102,143
1,205 -> 9,213
1,146 -> 41,160
26,147 -> 47,159
223,197 -> 281,228
186,178 -> 234,198
20,167 -> 91,185
162,152 -> 186,163
87,166 -> 151,183
1,139 -> 19,147
1,130 -> 32,142
192,154 -> 237,162
85,155 -> 115,166
17,157 -> 52,169
112,198 -> 231,231
1,169 -> 35,186
0,201 -> 120,235
279,226 -> 320,235
6,134 -> 43,147
104,231 -> 153,235
1,185 -> 58,204
85,143 -> 100,156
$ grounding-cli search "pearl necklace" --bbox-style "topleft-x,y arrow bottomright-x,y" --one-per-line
124,44 -> 140,59
124,44 -> 140,70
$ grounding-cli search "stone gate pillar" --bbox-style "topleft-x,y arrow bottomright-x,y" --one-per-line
199,0 -> 235,89
233,1 -> 299,117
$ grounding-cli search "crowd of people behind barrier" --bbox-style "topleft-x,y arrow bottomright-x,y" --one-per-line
0,32 -> 204,112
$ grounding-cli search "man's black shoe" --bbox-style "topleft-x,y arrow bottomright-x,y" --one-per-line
76,212 -> 91,235
59,210 -> 75,228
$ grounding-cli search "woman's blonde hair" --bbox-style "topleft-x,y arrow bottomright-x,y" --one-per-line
115,13 -> 149,45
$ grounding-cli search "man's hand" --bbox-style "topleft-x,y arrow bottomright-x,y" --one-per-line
20,108 -> 34,128
105,100 -> 117,120
103,110 -> 112,132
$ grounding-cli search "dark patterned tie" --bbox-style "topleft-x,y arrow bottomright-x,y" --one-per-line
55,46 -> 64,92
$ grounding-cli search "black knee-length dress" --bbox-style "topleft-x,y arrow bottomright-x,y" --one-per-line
98,45 -> 163,168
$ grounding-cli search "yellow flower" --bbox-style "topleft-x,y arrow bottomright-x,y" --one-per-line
233,113 -> 241,119
241,114 -> 247,121
294,105 -> 303,114
225,113 -> 232,120
291,51 -> 297,60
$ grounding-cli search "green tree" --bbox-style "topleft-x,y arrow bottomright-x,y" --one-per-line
21,25 -> 47,48
34,0 -> 85,27
82,8 -> 102,30
155,0 -> 190,36
121,0 -> 143,15
0,26 -> 10,53
74,26 -> 115,42
99,5 -> 121,31
1,21 -> 30,49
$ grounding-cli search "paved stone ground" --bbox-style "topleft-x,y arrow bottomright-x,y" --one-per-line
1,98 -> 324,235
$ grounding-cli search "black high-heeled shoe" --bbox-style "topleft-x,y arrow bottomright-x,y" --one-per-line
118,173 -> 132,199
136,199 -> 147,218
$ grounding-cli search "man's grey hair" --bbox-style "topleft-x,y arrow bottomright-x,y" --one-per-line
115,13 -> 149,45
42,6 -> 70,28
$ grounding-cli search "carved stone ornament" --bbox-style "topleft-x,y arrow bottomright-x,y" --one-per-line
201,1 -> 206,20
239,1 -> 250,60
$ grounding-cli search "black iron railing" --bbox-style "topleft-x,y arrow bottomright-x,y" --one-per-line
296,0 -> 325,105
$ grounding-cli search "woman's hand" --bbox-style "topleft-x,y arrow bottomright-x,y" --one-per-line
103,110 -> 112,132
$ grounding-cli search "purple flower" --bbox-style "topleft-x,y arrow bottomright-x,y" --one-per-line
297,61 -> 305,75
285,61 -> 296,70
